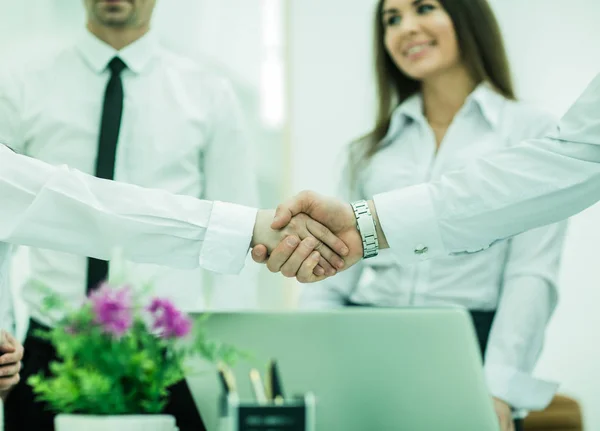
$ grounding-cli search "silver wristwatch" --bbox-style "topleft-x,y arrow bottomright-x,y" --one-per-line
350,200 -> 379,259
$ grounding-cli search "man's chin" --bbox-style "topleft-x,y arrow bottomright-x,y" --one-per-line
95,4 -> 134,26
95,13 -> 134,27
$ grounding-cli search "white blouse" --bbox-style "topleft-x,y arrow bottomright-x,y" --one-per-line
301,84 -> 566,412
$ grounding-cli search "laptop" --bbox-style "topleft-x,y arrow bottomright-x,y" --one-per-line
187,308 -> 500,431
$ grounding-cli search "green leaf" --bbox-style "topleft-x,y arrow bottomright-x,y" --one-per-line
27,286 -> 252,415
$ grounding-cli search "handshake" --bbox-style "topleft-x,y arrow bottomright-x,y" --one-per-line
249,191 -> 388,283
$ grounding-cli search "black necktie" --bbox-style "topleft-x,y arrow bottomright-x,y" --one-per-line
86,57 -> 127,294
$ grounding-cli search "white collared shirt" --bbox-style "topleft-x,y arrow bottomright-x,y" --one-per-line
301,85 -> 566,412
0,30 -> 259,326
372,72 -> 600,265
0,145 -> 256,332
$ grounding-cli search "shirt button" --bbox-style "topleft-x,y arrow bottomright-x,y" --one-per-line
414,244 -> 429,255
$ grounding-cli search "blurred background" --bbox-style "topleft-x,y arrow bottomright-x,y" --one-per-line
2,0 -> 600,428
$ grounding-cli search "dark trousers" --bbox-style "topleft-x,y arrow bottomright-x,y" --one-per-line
4,319 -> 206,431
346,302 -> 523,430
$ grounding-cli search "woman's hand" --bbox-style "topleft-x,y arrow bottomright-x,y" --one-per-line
0,331 -> 24,401
493,397 -> 515,431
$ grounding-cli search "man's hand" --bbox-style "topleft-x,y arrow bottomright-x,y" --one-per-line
0,331 -> 24,401
493,397 -> 515,431
252,191 -> 365,282
251,209 -> 350,281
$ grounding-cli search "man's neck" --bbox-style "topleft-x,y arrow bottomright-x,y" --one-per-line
87,21 -> 149,51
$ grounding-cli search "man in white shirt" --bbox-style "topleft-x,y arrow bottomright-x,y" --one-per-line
2,0 -> 260,429
0,144 -> 349,429
1,2 -> 261,312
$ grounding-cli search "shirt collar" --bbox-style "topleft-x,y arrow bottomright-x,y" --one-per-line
385,82 -> 505,140
395,92 -> 424,124
75,29 -> 159,75
381,93 -> 423,144
466,82 -> 505,129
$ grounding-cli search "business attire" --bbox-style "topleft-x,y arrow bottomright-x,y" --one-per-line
0,29 -> 258,431
372,72 -> 600,263
301,84 -> 566,425
0,144 -> 257,430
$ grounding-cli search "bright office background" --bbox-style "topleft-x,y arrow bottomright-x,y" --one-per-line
2,0 -> 600,429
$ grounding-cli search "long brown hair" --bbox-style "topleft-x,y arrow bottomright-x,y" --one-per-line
349,0 -> 515,182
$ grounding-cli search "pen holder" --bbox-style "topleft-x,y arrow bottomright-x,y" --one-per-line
218,393 -> 316,431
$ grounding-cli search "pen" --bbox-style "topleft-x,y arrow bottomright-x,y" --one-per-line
269,359 -> 285,400
249,369 -> 268,405
217,362 -> 231,395
265,362 -> 272,401
217,362 -> 237,394
225,366 -> 237,394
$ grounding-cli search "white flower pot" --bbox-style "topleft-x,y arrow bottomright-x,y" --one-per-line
55,414 -> 178,431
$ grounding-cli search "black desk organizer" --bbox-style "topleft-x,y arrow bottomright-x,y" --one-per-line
219,393 -> 316,431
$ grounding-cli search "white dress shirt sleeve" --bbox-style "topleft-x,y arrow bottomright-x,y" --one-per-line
484,221 -> 566,411
373,72 -> 600,263
201,78 -> 261,308
0,145 -> 257,275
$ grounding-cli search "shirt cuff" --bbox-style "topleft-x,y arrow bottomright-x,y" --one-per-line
373,184 -> 446,265
484,363 -> 559,411
199,201 -> 257,275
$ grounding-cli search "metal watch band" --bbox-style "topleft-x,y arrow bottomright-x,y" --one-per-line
350,200 -> 379,259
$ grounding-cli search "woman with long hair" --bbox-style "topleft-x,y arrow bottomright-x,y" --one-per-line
300,1 -> 566,430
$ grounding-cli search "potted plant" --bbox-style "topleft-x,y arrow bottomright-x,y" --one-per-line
28,283 -> 240,431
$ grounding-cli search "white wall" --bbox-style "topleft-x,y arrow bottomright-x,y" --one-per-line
288,0 -> 378,197
289,0 -> 600,428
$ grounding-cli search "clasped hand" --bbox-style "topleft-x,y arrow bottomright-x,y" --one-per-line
250,191 -> 364,283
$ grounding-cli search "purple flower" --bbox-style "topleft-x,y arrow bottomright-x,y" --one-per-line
89,284 -> 133,337
147,298 -> 192,338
